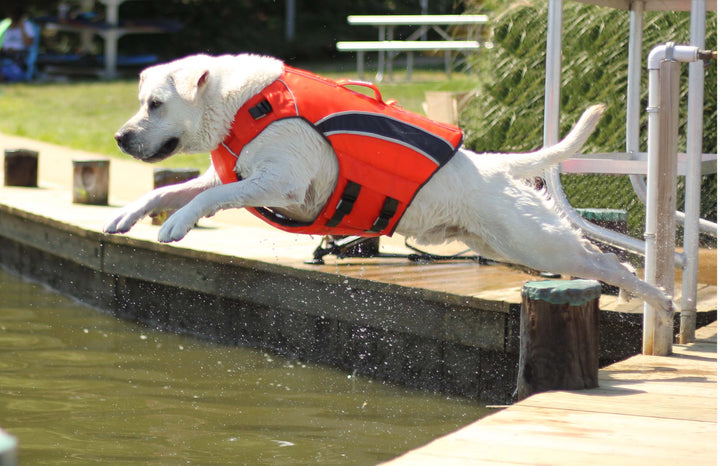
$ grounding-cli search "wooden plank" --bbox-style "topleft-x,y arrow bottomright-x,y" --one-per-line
695,320 -> 717,341
600,379 -> 717,398
602,354 -> 717,378
387,408 -> 716,465
304,258 -> 535,298
384,325 -> 717,465
519,389 -> 716,422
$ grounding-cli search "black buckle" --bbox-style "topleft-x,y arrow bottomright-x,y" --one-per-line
249,99 -> 273,120
368,197 -> 399,233
326,181 -> 361,227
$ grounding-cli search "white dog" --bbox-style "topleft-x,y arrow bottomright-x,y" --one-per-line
104,54 -> 672,312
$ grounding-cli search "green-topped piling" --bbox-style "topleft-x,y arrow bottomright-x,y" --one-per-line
517,280 -> 601,400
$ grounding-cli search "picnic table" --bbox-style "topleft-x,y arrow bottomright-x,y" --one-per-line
39,0 -> 179,79
337,14 -> 489,81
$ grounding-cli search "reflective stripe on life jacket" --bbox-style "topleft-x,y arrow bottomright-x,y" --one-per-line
210,66 -> 463,236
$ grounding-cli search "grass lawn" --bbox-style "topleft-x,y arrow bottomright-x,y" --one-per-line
0,65 -> 480,171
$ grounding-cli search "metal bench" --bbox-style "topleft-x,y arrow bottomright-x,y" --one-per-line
338,14 -> 488,81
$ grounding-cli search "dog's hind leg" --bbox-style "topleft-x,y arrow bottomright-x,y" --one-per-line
460,223 -> 673,313
555,248 -> 673,313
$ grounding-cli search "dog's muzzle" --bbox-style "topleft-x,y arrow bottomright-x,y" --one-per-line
115,130 -> 179,163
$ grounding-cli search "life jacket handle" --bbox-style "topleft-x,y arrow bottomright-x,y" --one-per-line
337,79 -> 384,103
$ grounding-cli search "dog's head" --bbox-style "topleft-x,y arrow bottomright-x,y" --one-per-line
115,56 -> 218,162
115,53 -> 285,163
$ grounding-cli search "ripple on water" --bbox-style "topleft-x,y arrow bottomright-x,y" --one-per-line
0,268 -> 491,464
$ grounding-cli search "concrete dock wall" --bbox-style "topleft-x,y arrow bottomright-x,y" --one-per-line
2,201 -> 713,403
0,204 -> 522,402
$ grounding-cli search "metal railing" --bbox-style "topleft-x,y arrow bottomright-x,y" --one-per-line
543,0 -> 717,354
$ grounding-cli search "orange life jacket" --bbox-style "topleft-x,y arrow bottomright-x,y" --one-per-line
211,66 -> 463,236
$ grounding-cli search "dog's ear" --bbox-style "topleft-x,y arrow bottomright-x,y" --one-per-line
174,69 -> 210,104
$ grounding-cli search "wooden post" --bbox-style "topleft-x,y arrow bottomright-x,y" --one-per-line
151,168 -> 200,225
4,149 -> 38,187
72,159 -> 109,205
517,280 -> 601,401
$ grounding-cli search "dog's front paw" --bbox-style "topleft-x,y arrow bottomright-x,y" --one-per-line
103,210 -> 139,234
103,198 -> 155,234
157,210 -> 197,243
103,216 -> 124,234
653,291 -> 676,315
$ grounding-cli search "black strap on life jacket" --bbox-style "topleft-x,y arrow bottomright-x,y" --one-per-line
326,181 -> 361,227
249,99 -> 273,120
368,197 -> 399,233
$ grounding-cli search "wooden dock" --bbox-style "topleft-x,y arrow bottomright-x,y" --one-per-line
385,321 -> 717,465
1,133 -> 717,461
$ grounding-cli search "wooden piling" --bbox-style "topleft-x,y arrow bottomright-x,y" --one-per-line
517,280 -> 601,401
72,159 -> 110,205
4,149 -> 38,187
151,168 -> 200,225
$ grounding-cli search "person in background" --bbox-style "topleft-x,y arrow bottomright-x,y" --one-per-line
1,6 -> 37,81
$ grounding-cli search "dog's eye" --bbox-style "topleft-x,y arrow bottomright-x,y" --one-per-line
148,99 -> 163,111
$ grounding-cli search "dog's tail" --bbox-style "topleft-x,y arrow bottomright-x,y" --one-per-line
505,104 -> 605,179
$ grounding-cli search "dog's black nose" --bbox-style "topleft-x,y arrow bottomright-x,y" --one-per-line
114,130 -> 127,146
115,130 -> 133,152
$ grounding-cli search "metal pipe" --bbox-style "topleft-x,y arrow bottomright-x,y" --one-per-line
643,42 -> 708,355
627,1 -> 647,201
644,55 -> 685,356
679,0 -> 707,344
628,33 -> 716,239
642,56 -> 664,355
543,0 -> 563,147
648,43 -> 699,69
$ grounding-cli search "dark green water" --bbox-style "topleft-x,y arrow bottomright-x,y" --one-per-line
0,268 -> 490,464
